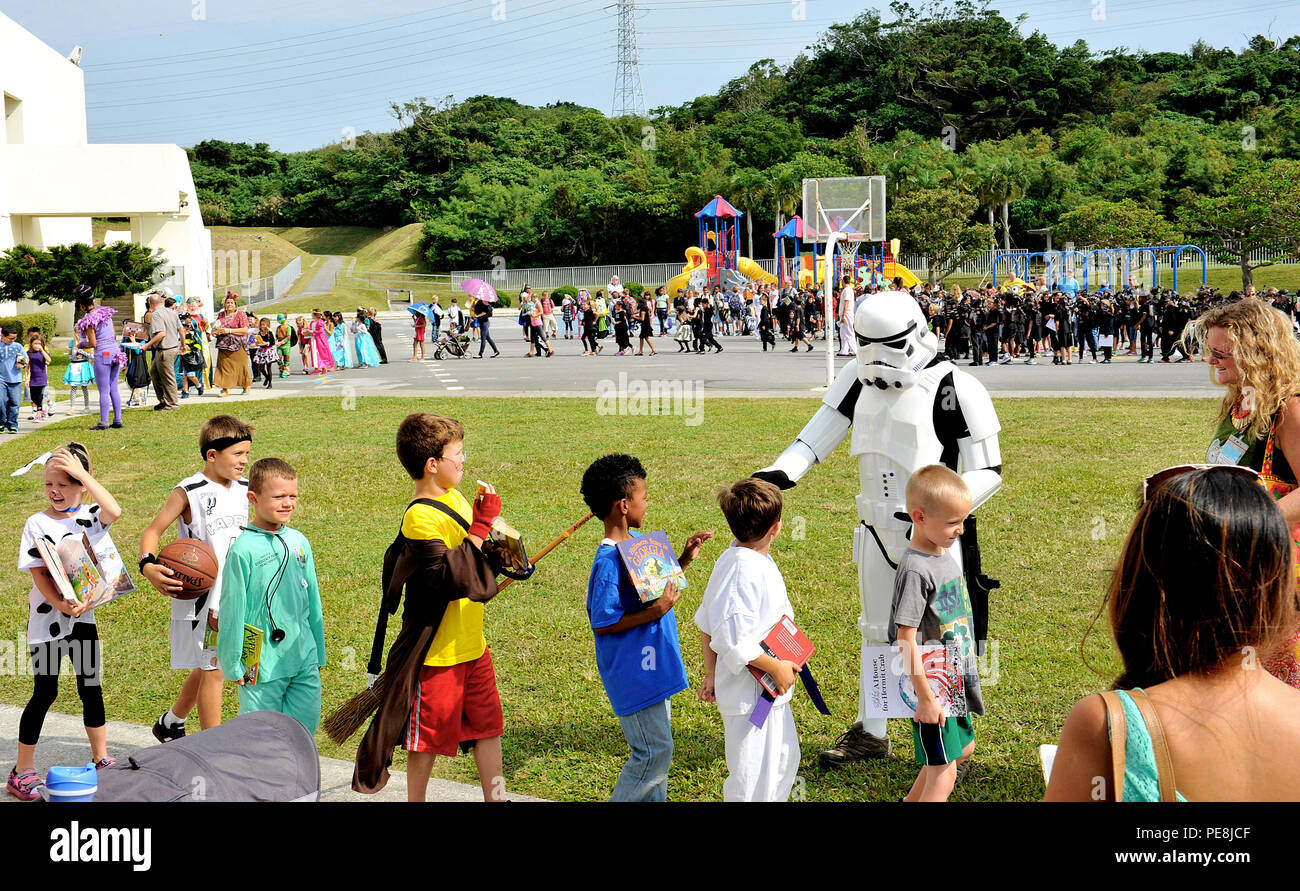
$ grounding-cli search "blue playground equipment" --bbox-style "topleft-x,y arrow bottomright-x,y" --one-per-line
992,245 -> 1208,292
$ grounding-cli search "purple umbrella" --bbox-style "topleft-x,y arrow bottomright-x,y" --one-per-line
459,278 -> 499,304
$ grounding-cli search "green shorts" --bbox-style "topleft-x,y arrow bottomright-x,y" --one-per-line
912,714 -> 975,766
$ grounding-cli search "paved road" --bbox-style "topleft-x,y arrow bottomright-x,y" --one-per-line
298,255 -> 350,297
6,314 -> 1218,442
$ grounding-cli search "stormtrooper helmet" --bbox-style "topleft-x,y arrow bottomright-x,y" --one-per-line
854,291 -> 938,389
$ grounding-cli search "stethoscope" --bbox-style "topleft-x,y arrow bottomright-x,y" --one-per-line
239,525 -> 289,643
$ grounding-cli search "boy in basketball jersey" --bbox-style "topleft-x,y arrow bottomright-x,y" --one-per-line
139,415 -> 254,741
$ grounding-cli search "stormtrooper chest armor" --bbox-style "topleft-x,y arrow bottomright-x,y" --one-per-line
848,363 -> 950,529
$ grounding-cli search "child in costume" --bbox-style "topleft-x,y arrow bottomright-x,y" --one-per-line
352,311 -> 381,367
218,458 -> 326,733
9,444 -> 122,800
890,465 -> 983,802
330,312 -> 352,369
412,309 -> 427,361
252,317 -> 279,388
139,415 -> 254,741
63,333 -> 93,415
25,333 -> 50,421
694,477 -> 802,802
295,316 -> 314,374
352,413 -> 508,801
180,316 -> 205,398
275,315 -> 294,378
581,453 -> 712,801
310,311 -> 334,373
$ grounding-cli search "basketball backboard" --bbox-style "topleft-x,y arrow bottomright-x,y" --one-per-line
801,175 -> 886,243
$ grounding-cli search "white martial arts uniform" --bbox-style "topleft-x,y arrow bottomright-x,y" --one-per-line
693,542 -> 800,802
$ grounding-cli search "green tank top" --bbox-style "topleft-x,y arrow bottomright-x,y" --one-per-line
1207,412 -> 1295,482
1113,690 -> 1187,802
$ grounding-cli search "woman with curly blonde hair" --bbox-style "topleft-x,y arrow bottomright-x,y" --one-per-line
1188,297 -> 1300,688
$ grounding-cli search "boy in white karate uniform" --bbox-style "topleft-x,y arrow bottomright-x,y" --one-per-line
694,478 -> 803,802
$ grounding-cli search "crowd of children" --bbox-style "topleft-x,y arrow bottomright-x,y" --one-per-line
7,397 -> 996,804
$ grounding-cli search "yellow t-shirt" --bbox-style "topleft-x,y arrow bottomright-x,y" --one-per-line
400,490 -> 487,667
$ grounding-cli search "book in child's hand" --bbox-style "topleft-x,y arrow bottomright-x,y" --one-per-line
35,531 -> 133,610
615,531 -> 687,603
748,615 -> 815,698
863,643 -> 967,719
241,624 -> 265,686
489,516 -> 529,575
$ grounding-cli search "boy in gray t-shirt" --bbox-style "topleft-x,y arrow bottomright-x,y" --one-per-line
889,465 -> 983,802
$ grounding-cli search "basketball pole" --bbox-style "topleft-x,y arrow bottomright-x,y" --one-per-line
824,229 -> 845,389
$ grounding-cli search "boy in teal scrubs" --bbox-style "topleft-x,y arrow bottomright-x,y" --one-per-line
218,458 -> 326,733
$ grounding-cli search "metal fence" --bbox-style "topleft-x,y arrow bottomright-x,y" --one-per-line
215,255 -> 303,306
428,241 -> 1300,295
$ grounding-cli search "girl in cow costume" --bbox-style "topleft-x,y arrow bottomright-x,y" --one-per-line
754,291 -> 1003,765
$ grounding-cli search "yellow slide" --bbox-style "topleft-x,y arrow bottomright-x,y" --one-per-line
737,256 -> 777,286
665,246 -> 707,297
797,257 -> 922,289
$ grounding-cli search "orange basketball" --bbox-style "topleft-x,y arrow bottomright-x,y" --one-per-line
157,538 -> 219,600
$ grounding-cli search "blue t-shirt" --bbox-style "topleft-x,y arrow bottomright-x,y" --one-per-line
0,341 -> 24,384
586,533 -> 688,717
1060,278 -> 1080,298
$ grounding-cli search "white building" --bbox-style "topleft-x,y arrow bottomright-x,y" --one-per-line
0,11 -> 213,328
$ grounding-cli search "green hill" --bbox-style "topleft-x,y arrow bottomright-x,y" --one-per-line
271,224 -> 428,273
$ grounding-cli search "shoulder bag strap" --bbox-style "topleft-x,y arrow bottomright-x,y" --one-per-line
407,497 -> 470,532
1127,688 -> 1178,802
1098,690 -> 1127,802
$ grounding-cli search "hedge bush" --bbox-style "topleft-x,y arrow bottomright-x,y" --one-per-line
551,285 -> 579,303
624,281 -> 645,300
0,312 -> 57,344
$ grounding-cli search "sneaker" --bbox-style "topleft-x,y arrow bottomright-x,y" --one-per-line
819,722 -> 891,767
7,766 -> 44,801
1025,358 -> 1036,365
94,757 -> 117,770
151,713 -> 185,744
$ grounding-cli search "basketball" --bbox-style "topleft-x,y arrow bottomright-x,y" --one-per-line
157,538 -> 219,600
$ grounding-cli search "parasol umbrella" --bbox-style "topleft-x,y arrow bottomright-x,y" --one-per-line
459,278 -> 499,304
406,302 -> 434,319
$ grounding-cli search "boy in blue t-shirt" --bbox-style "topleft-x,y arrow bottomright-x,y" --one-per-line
582,454 -> 712,801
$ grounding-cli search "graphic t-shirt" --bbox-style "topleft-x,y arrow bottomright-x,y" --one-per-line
18,505 -> 109,645
888,547 -> 984,716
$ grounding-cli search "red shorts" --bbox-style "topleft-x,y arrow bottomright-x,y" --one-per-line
404,649 -> 503,756
414,329 -> 426,342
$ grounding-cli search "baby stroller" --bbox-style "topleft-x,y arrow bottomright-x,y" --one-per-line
434,329 -> 472,360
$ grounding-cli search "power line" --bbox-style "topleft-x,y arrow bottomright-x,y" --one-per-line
612,0 -> 646,117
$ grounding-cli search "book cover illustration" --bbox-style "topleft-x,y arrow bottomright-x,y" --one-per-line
615,531 -> 687,604
748,615 -> 816,698
36,531 -> 133,610
241,624 -> 265,685
864,643 -> 967,719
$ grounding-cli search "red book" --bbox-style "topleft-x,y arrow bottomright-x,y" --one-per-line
748,615 -> 815,697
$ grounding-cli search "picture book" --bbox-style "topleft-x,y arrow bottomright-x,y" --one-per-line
241,624 -> 265,686
35,531 -> 134,611
748,615 -> 816,698
615,531 -> 687,603
863,643 -> 967,719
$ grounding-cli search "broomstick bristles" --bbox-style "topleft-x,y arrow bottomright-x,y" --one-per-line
323,673 -> 391,744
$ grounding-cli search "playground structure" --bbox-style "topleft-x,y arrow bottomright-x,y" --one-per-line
663,189 -> 921,300
991,245 -> 1208,292
774,217 -> 920,290
664,195 -> 778,297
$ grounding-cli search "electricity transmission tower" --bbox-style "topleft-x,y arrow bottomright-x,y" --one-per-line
612,0 -> 645,118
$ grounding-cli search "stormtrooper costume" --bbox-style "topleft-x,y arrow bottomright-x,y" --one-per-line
755,291 -> 1002,755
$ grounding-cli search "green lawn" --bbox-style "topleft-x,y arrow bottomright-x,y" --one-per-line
270,225 -> 428,273
0,396 -> 1215,801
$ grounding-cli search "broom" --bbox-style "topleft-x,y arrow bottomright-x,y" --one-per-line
324,511 -> 595,744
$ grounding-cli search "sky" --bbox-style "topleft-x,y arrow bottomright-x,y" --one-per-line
4,0 -> 1297,153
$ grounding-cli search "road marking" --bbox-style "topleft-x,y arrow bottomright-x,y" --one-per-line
446,386 -> 465,390
441,379 -> 458,383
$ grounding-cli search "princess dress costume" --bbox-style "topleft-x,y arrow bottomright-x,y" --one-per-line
343,321 -> 360,368
64,337 -> 96,386
311,320 -> 335,373
330,322 -> 352,369
352,321 -> 381,367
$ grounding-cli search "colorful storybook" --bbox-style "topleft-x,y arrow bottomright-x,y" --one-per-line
863,643 -> 967,719
615,531 -> 687,603
35,530 -> 134,610
748,615 -> 816,698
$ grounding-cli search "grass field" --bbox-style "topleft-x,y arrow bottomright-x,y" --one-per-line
271,224 -> 428,273
0,395 -> 1217,801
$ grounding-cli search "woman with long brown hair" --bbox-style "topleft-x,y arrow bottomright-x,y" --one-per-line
1046,467 -> 1300,800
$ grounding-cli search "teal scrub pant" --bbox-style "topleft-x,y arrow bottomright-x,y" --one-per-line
237,668 -> 322,735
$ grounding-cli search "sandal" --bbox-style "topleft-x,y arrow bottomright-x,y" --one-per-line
7,766 -> 44,801
94,757 -> 117,770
